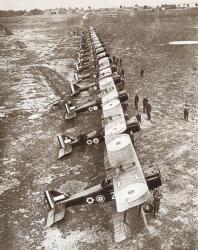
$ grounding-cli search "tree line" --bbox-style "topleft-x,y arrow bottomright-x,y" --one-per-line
0,9 -> 43,17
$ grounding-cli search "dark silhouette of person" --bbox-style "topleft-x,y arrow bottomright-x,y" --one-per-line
134,93 -> 139,110
140,68 -> 144,78
77,133 -> 87,153
143,97 -> 148,113
146,101 -> 152,120
183,101 -> 190,121
153,188 -> 163,218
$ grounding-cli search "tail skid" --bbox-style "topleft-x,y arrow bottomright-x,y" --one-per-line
44,190 -> 66,227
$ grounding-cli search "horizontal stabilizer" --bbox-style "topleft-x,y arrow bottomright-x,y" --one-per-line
46,206 -> 65,227
46,208 -> 56,227
58,144 -> 72,158
64,104 -> 76,120
70,83 -> 81,96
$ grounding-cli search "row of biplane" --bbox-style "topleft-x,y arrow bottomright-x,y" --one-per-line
44,26 -> 162,242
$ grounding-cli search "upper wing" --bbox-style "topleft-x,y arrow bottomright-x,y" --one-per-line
106,134 -> 150,212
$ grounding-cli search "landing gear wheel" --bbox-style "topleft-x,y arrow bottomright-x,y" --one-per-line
88,107 -> 93,112
93,105 -> 98,111
143,203 -> 153,213
86,197 -> 94,204
96,195 -> 105,203
86,139 -> 93,145
93,138 -> 100,144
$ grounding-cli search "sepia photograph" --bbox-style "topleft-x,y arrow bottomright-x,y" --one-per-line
0,0 -> 197,249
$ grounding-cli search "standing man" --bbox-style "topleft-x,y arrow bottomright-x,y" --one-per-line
140,68 -> 144,78
143,96 -> 148,113
134,93 -> 139,110
153,188 -> 163,218
183,101 -> 190,121
77,132 -> 87,153
146,101 -> 152,121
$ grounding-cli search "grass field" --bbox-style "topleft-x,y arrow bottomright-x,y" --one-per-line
0,9 -> 198,250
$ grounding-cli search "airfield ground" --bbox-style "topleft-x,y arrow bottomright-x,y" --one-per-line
0,9 -> 198,250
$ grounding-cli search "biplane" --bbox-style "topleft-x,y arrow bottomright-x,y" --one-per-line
69,74 -> 123,97
45,26 -> 162,243
75,63 -> 95,73
79,43 -> 106,57
64,89 -> 128,120
75,53 -> 112,74
77,51 -> 110,67
74,64 -> 117,84
77,43 -> 107,62
79,39 -> 104,50
71,57 -> 120,97
57,116 -> 140,158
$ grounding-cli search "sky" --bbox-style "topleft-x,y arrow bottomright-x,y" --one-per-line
0,0 -> 197,10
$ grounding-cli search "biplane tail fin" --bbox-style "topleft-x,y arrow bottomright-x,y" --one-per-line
64,103 -> 76,120
57,134 -> 73,158
44,190 -> 67,227
70,83 -> 81,96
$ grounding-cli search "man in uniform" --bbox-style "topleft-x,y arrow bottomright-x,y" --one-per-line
143,96 -> 148,113
146,101 -> 152,120
140,68 -> 144,78
183,101 -> 190,121
153,188 -> 163,218
134,93 -> 139,110
77,133 -> 87,153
